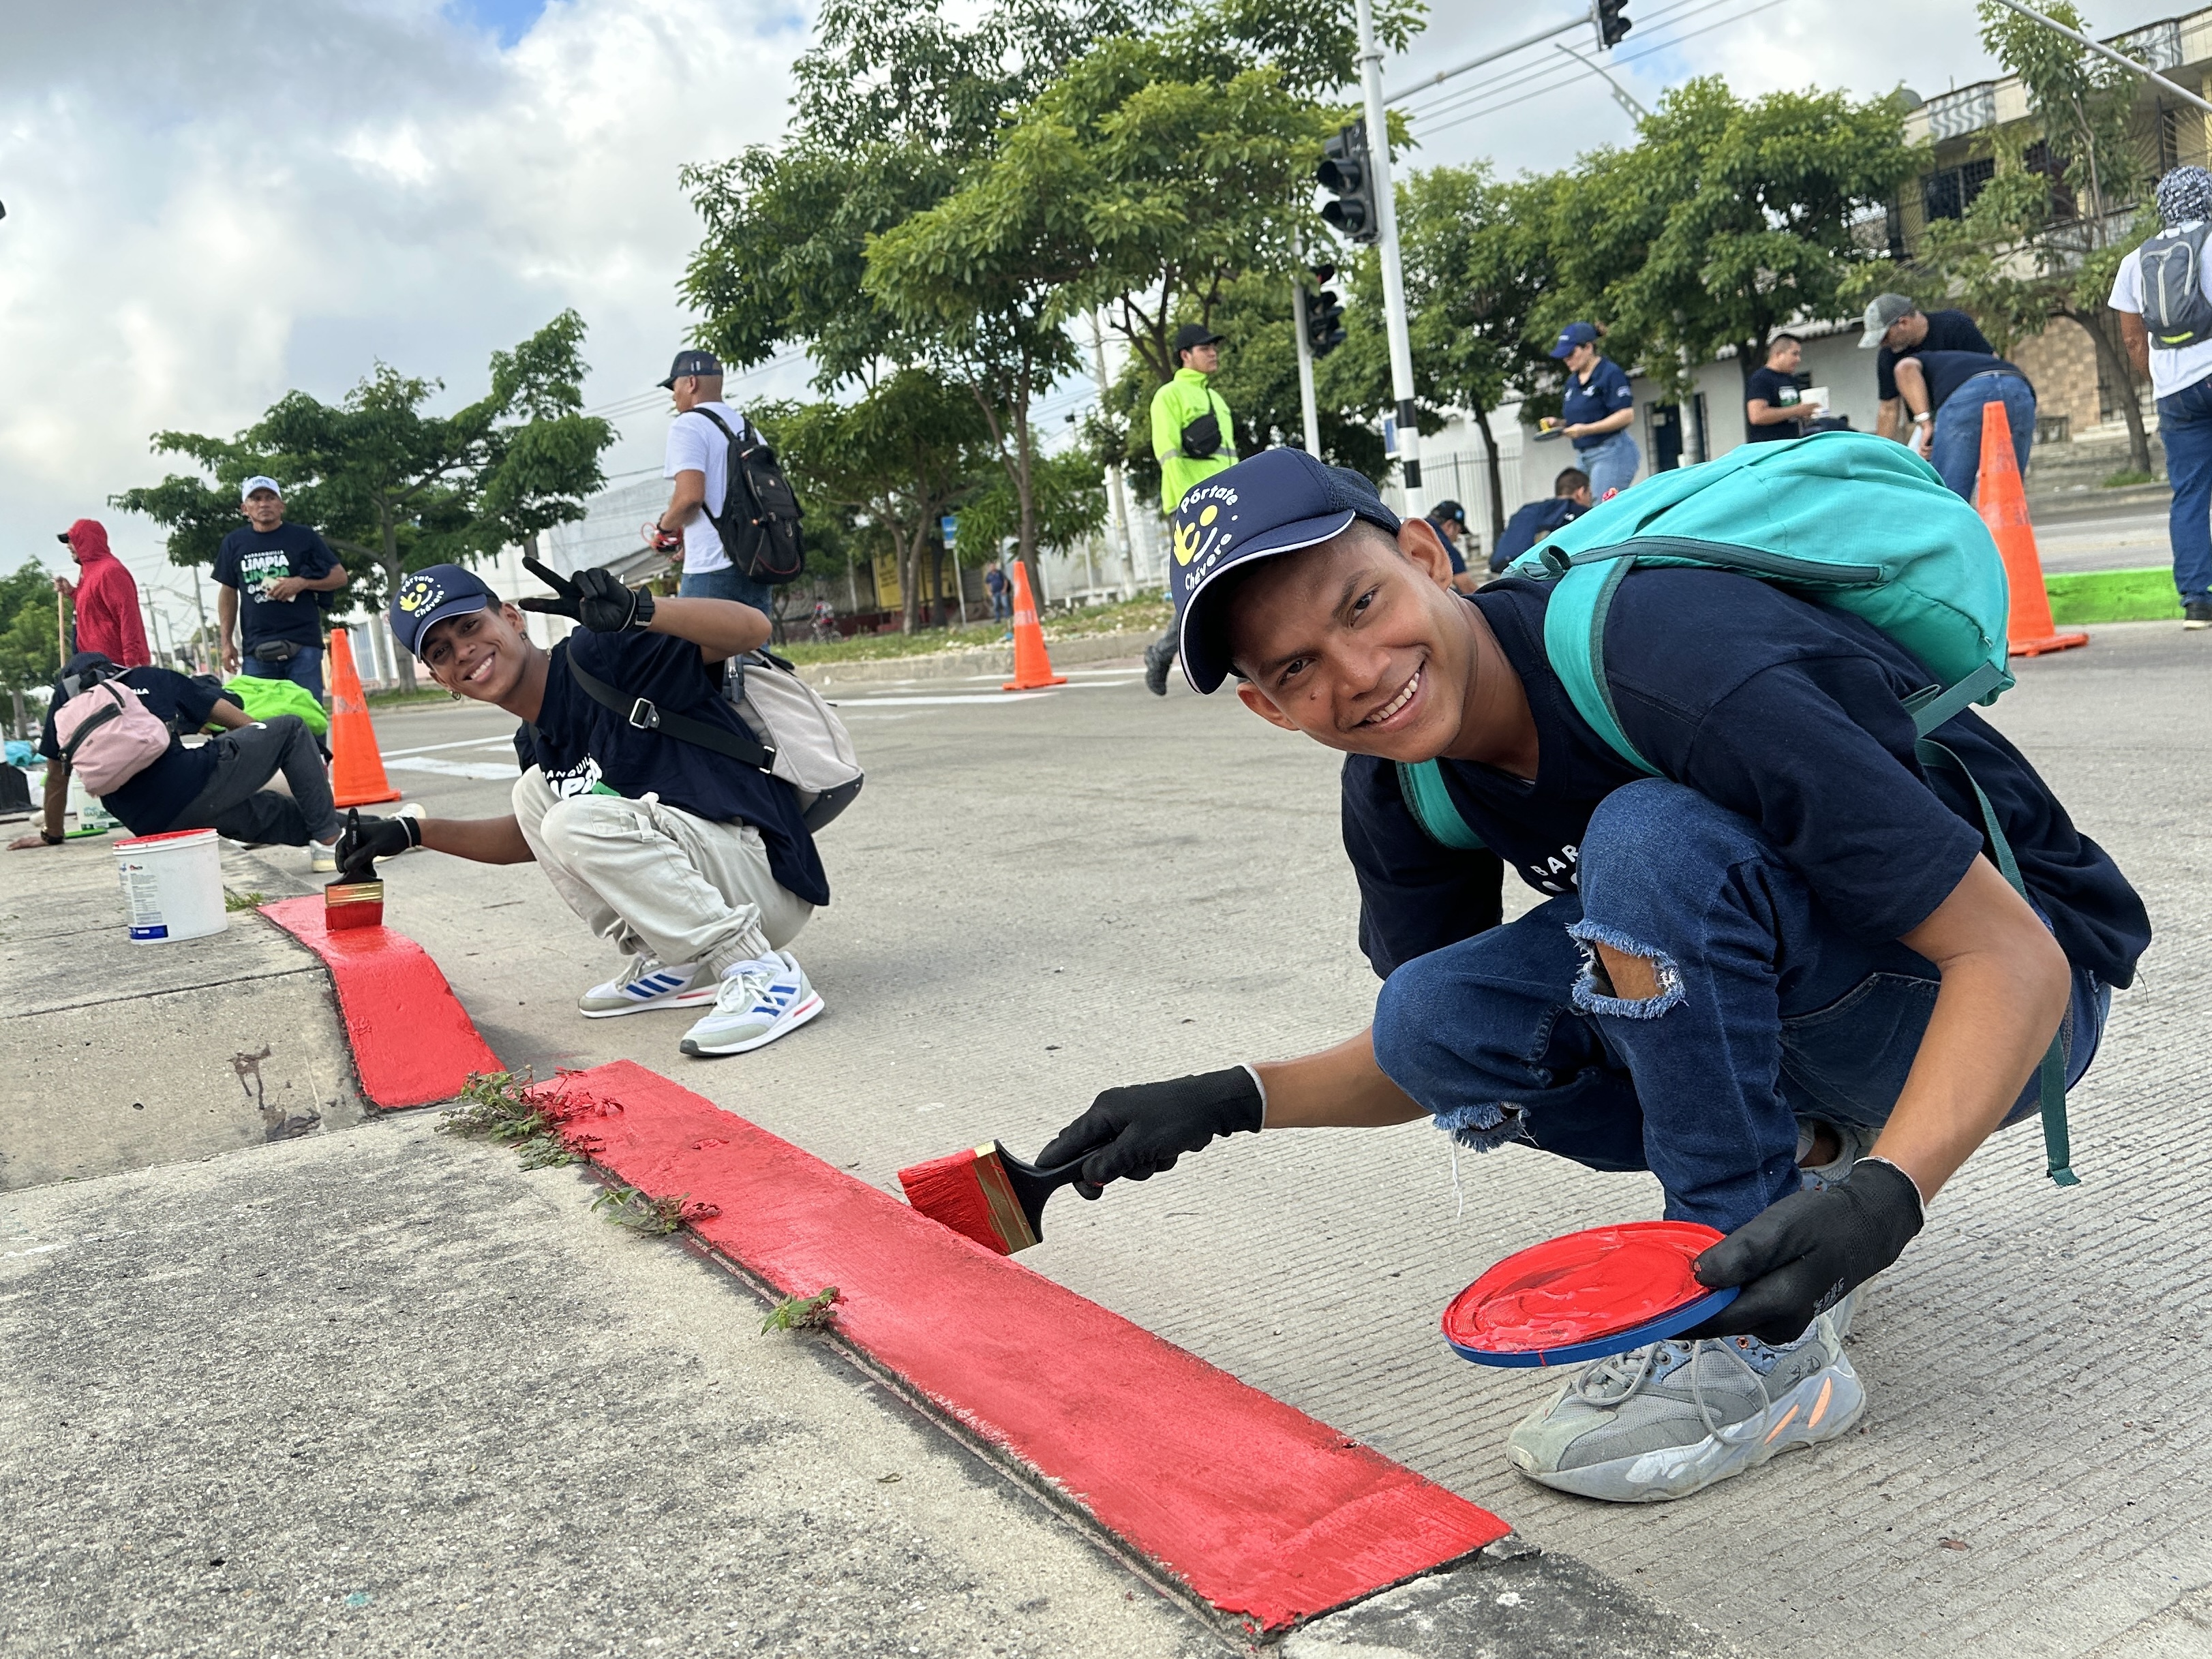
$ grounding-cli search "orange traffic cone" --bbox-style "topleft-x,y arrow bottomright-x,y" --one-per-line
1977,400 -> 2087,658
328,627 -> 403,806
1001,560 -> 1067,691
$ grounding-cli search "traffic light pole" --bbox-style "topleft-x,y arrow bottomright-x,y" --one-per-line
1291,258 -> 1321,459
1357,0 -> 1423,511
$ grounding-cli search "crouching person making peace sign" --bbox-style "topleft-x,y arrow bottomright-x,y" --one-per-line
344,562 -> 827,1059
1038,444 -> 2148,1504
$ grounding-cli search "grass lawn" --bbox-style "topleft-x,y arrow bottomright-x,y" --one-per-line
773,594 -> 1170,667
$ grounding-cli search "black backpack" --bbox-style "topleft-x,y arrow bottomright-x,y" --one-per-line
2138,222 -> 2212,348
686,408 -> 806,584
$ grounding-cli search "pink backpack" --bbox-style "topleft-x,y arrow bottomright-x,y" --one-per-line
53,678 -> 173,793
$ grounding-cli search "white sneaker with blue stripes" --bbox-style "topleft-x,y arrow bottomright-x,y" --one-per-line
577,955 -> 716,1019
680,952 -> 823,1058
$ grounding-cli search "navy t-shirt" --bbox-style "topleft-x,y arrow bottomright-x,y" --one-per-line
1906,349 -> 2031,414
1560,358 -> 1635,451
1743,365 -> 1807,442
213,523 -> 339,650
1491,498 -> 1587,571
1342,573 -> 2149,990
1875,309 -> 1993,401
514,630 -> 829,907
40,667 -> 221,836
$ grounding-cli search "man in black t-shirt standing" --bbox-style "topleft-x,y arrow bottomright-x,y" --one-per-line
345,563 -> 829,1062
1032,448 -> 2147,1508
1743,333 -> 1823,444
213,477 -> 348,700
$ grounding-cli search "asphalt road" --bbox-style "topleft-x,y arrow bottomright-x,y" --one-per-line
2028,498 -> 2178,575
324,618 -> 2211,1659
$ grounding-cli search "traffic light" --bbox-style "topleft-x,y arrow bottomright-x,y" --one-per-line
1596,0 -> 1631,48
1306,264 -> 1346,358
1317,123 -> 1378,245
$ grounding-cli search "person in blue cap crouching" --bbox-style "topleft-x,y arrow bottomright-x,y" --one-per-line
340,562 -> 828,1059
1035,448 -> 2146,1504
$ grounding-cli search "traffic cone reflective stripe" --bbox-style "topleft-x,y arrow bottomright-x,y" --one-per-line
1001,561 -> 1067,691
1976,399 -> 2087,658
328,627 -> 403,806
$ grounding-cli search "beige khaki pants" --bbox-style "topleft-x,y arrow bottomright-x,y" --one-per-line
512,768 -> 813,978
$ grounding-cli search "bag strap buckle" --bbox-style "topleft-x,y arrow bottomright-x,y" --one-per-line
627,697 -> 660,731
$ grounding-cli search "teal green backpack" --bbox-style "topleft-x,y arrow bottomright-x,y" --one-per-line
1396,431 -> 2077,1185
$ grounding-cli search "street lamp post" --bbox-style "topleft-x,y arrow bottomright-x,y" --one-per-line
1355,0 -> 1424,515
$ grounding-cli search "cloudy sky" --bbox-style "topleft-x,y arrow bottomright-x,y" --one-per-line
0,0 -> 2187,636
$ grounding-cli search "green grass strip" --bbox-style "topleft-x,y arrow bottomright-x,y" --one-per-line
2044,567 -> 2182,624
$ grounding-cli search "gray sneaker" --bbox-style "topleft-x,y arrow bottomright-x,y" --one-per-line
1505,1310 -> 1864,1503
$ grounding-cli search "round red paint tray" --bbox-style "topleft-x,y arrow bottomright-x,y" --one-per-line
1442,1221 -> 1740,1369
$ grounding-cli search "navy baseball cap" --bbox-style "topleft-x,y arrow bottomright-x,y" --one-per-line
659,348 -> 723,388
1170,448 -> 1402,695
389,563 -> 498,658
1549,321 -> 1599,358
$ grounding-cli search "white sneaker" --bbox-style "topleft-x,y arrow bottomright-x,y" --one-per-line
680,952 -> 822,1057
310,840 -> 339,874
577,955 -> 716,1018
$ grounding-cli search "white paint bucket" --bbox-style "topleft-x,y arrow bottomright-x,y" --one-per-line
112,827 -> 228,943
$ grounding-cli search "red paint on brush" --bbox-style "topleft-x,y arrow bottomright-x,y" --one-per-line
897,1145 -> 1015,1252
259,894 -> 502,1110
542,1061 -> 1509,1633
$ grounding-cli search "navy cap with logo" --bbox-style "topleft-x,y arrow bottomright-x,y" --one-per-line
1549,321 -> 1599,359
659,348 -> 723,389
1169,448 -> 1402,695
389,564 -> 499,658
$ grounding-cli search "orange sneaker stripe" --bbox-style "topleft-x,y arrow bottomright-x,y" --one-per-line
1763,1403 -> 1802,1444
1807,1375 -> 1835,1429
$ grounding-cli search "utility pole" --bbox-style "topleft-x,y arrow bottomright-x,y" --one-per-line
1088,314 -> 1140,594
188,563 -> 211,673
1357,0 -> 1423,513
1291,271 -> 1322,459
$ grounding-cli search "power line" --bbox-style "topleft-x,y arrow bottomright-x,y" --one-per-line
1414,0 -> 1803,140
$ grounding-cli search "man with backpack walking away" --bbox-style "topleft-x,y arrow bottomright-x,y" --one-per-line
2110,164 -> 2212,628
8,652 -> 359,870
1034,438 -> 2147,1504
652,348 -> 804,624
343,562 -> 831,1060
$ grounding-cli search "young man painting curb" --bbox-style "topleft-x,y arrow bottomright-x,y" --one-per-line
1038,446 -> 2148,1504
339,562 -> 828,1059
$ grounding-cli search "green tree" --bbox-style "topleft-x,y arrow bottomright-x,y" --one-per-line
1549,78 -> 1925,394
0,560 -> 65,718
755,370 -> 991,633
115,314 -> 612,690
952,446 -> 1109,568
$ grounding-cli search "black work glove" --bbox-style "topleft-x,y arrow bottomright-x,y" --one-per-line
335,808 -> 419,883
1035,1066 -> 1264,1195
1688,1159 -> 1924,1347
519,555 -> 656,633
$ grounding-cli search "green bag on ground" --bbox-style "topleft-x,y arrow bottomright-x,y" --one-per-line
1396,431 -> 2078,1186
221,674 -> 329,737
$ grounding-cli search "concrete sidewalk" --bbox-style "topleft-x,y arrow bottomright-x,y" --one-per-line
344,619 -> 2211,1658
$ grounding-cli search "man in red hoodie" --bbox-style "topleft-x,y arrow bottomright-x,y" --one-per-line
53,519 -> 150,668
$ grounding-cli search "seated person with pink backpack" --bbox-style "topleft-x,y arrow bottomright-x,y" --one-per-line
7,652 -> 376,873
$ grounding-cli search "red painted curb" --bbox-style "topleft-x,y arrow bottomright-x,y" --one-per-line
542,1061 -> 1509,1634
260,896 -> 503,1109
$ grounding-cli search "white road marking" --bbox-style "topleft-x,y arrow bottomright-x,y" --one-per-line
384,757 -> 521,780
379,735 -> 518,759
824,692 -> 1060,708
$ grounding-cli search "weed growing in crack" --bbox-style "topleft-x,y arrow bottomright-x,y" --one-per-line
224,890 -> 266,913
762,1285 -> 840,1335
590,1185 -> 720,1235
437,1069 -> 579,1169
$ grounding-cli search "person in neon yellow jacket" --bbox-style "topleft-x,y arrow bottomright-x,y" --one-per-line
1145,323 -> 1236,694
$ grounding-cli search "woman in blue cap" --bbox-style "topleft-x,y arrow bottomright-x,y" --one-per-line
1547,322 -> 1641,500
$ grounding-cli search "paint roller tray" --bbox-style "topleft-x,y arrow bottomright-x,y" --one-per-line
1442,1220 -> 1739,1369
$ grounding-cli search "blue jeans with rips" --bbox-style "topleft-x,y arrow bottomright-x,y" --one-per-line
679,562 -> 776,622
1927,371 -> 2037,502
241,643 -> 324,701
2154,372 -> 2212,605
1370,779 -> 2108,1232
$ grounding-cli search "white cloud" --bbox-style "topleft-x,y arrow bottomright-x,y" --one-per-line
0,0 -> 814,635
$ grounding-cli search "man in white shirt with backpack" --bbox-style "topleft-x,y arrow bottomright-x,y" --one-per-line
2110,165 -> 2212,629
653,348 -> 774,622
